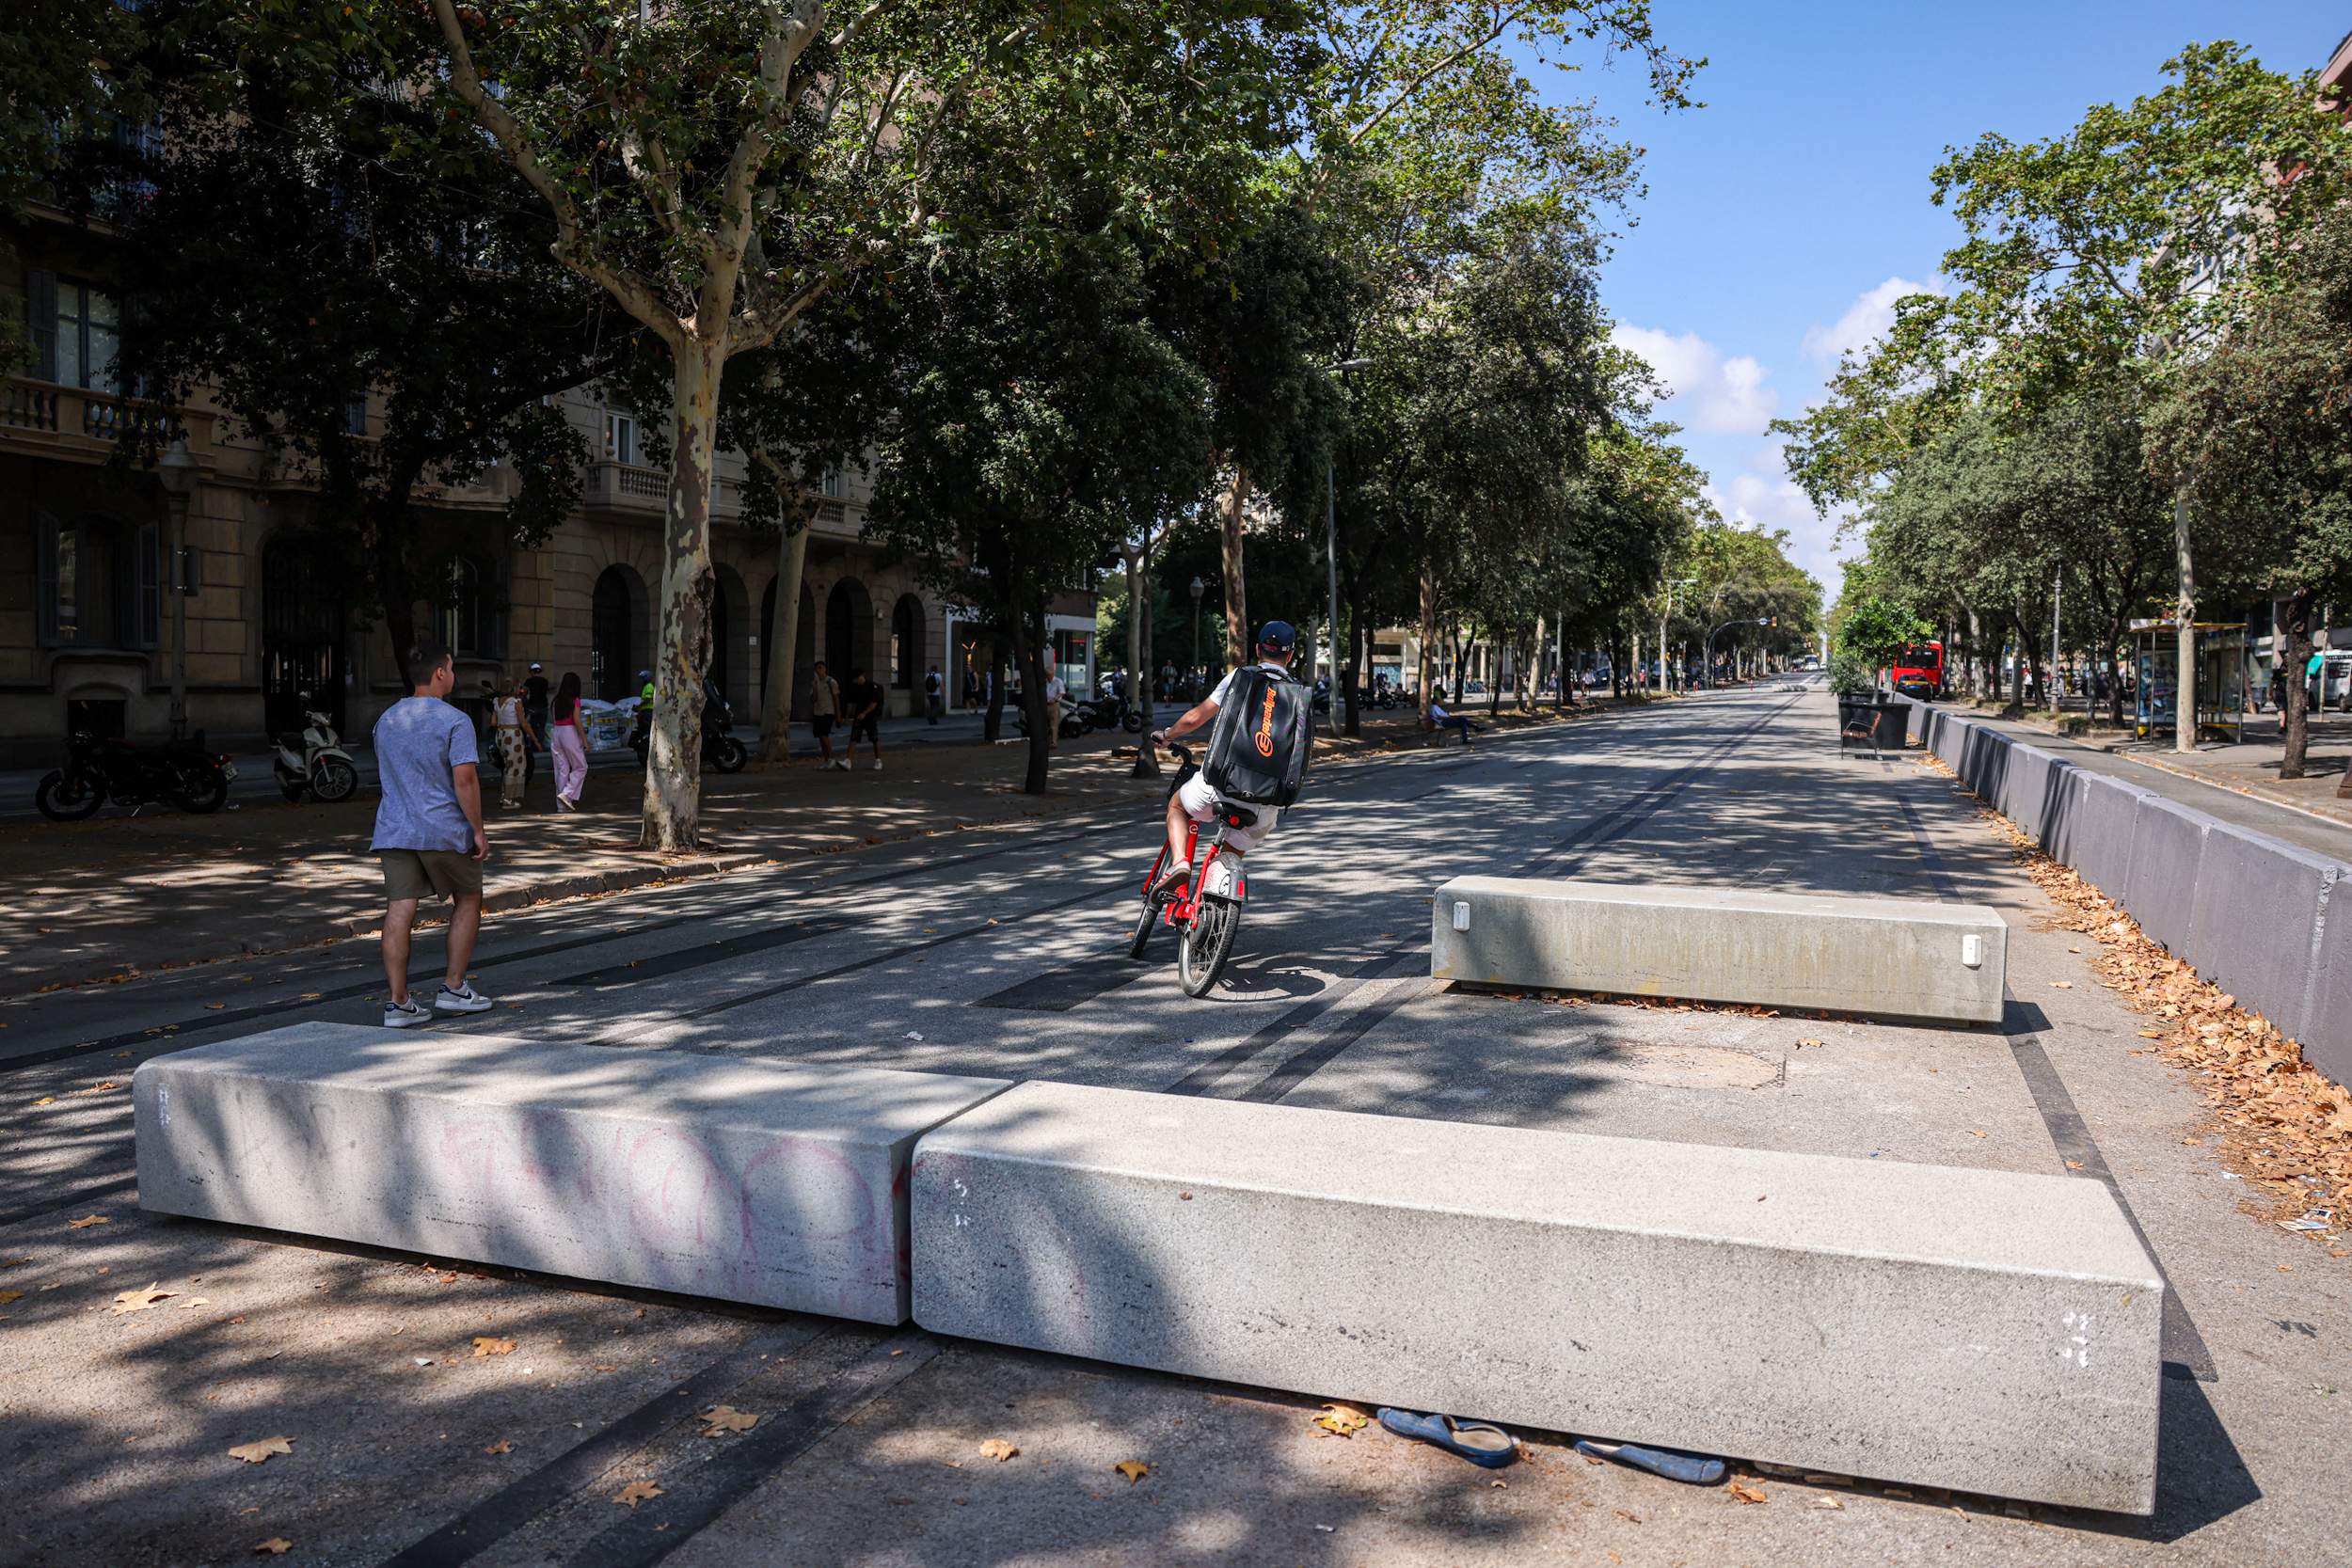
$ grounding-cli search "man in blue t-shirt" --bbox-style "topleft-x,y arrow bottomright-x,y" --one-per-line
373,641 -> 495,1026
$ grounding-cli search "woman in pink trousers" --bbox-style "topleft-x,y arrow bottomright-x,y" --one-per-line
548,671 -> 589,811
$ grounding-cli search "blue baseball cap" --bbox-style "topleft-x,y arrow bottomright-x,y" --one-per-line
1257,620 -> 1297,653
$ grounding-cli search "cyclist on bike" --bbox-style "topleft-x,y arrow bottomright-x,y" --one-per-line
1149,620 -> 1298,897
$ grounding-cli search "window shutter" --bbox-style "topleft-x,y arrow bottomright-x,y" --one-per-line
138,522 -> 161,649
26,269 -> 57,382
36,512 -> 59,643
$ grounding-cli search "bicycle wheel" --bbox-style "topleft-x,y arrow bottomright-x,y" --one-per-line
1129,897 -> 1159,959
1178,898 -> 1240,998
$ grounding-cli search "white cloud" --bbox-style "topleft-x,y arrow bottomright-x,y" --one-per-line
1609,325 -> 1778,436
1799,276 -> 1942,369
1702,443 -> 1854,599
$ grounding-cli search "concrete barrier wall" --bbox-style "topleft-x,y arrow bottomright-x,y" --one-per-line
134,1025 -> 1011,1323
2122,798 -> 2211,956
1428,876 -> 2006,1024
2186,826 -> 2343,1048
1905,699 -> 2351,1083
912,1079 -> 2163,1513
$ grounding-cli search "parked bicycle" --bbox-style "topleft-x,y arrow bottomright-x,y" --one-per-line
1129,744 -> 1255,996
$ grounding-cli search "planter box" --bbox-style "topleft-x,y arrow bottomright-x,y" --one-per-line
1836,695 -> 1908,751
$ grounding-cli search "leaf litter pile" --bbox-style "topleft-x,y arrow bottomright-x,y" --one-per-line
1971,791 -> 2350,1244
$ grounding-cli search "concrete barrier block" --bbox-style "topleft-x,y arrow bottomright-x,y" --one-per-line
2066,773 -> 2153,910
135,1024 -> 1010,1323
2122,798 -> 2210,955
1997,746 -> 2064,845
2042,763 -> 2091,864
1427,876 -> 2006,1024
1960,724 -> 2011,800
912,1081 -> 2164,1513
2185,826 -> 2344,1045
2307,893 -> 2352,1087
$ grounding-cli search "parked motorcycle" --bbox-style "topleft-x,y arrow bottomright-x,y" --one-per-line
36,731 -> 235,821
630,680 -> 748,772
1014,697 -> 1094,738
272,694 -> 359,803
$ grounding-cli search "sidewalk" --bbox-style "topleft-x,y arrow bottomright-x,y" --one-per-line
0,696 -> 1644,998
1942,705 -> 2352,861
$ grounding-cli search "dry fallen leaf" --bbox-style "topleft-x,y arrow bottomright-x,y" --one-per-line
112,1283 -> 176,1314
613,1480 -> 663,1507
2049,982 -> 2073,990
228,1436 -> 294,1465
1311,1404 -> 1369,1437
700,1405 -> 758,1437
1113,1460 -> 1150,1484
1811,1493 -> 1845,1511
978,1437 -> 1019,1462
0,1290 -> 22,1306
1728,1482 -> 1768,1504
2065,1160 -> 2085,1171
253,1540 -> 292,1556
1967,1130 -> 1988,1139
471,1337 -> 516,1357
1796,1037 -> 1823,1049
83,1081 -> 121,1093
32,1097 -> 54,1107
67,1214 -> 109,1229
484,1441 -> 512,1455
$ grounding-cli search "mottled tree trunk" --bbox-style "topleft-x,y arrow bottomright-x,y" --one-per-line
756,520 -> 808,766
2280,593 -> 2313,781
1219,464 -> 1250,668
1129,547 -> 1159,779
2173,492 -> 2197,753
642,339 -> 722,850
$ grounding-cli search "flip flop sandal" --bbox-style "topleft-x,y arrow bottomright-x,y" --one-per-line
1375,1408 -> 1519,1468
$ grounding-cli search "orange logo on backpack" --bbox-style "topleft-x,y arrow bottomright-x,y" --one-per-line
1253,686 -> 1279,757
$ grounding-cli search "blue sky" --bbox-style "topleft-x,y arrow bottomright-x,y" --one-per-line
1549,1 -> 2352,596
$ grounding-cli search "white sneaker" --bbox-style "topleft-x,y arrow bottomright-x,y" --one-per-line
870,759 -> 882,770
834,759 -> 850,771
435,982 -> 493,1014
384,998 -> 430,1028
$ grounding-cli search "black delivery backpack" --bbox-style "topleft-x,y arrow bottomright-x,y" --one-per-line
1201,664 -> 1314,806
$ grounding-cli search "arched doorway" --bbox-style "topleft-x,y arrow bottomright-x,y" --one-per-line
890,594 -> 924,692
262,533 -> 348,735
825,578 -> 873,681
591,564 -> 648,701
707,580 -> 731,698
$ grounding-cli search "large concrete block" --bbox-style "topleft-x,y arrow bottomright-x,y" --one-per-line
135,1024 -> 1010,1323
2185,825 -> 2344,1046
912,1081 -> 2164,1513
2122,798 -> 2210,955
2065,773 -> 2152,908
1426,876 -> 2005,1025
1959,723 -> 2011,800
2309,891 -> 2352,1087
1997,747 -> 2067,846
2042,763 -> 2092,864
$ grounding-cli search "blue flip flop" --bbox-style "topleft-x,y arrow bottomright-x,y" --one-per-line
1375,1408 -> 1519,1468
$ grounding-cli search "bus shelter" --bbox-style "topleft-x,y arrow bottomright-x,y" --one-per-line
2130,620 -> 2248,743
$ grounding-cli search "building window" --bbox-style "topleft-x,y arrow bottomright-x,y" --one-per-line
345,396 -> 369,436
432,554 -> 504,658
604,412 -> 638,466
819,464 -> 845,500
37,512 -> 158,649
55,279 -> 121,394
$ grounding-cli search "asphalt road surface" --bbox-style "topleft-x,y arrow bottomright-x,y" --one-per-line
4,681 -> 2346,1567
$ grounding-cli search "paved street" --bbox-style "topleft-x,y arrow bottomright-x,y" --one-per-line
4,681 -> 2346,1566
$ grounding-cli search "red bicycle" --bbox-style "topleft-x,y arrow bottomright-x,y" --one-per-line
1130,744 -> 1255,996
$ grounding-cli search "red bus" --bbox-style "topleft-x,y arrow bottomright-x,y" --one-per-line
1891,641 -> 1944,699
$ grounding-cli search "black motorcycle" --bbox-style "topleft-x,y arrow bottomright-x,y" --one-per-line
37,731 -> 236,821
630,681 -> 748,772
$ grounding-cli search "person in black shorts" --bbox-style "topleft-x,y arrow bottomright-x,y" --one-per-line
846,667 -> 884,770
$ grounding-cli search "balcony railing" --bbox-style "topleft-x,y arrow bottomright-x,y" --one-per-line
2,376 -> 215,455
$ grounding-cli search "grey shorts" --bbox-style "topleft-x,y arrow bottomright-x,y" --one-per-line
380,848 -> 483,903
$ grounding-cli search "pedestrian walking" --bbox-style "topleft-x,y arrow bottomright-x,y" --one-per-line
523,662 -> 549,752
548,671 -> 588,812
962,666 -> 980,709
809,659 -> 844,768
373,641 -> 495,1027
489,675 -> 538,809
924,664 -> 945,724
1044,667 -> 1065,747
847,667 -> 884,769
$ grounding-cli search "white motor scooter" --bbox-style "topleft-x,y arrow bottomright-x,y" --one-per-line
272,693 -> 359,803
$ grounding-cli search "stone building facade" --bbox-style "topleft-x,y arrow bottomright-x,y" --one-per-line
2,216 -> 1095,766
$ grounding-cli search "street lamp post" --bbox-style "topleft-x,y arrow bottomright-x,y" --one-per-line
157,437 -> 200,739
1188,576 -> 1205,700
1323,358 -> 1371,715
1704,617 -> 1772,689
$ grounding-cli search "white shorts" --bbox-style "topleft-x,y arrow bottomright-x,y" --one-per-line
1177,772 -> 1274,854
